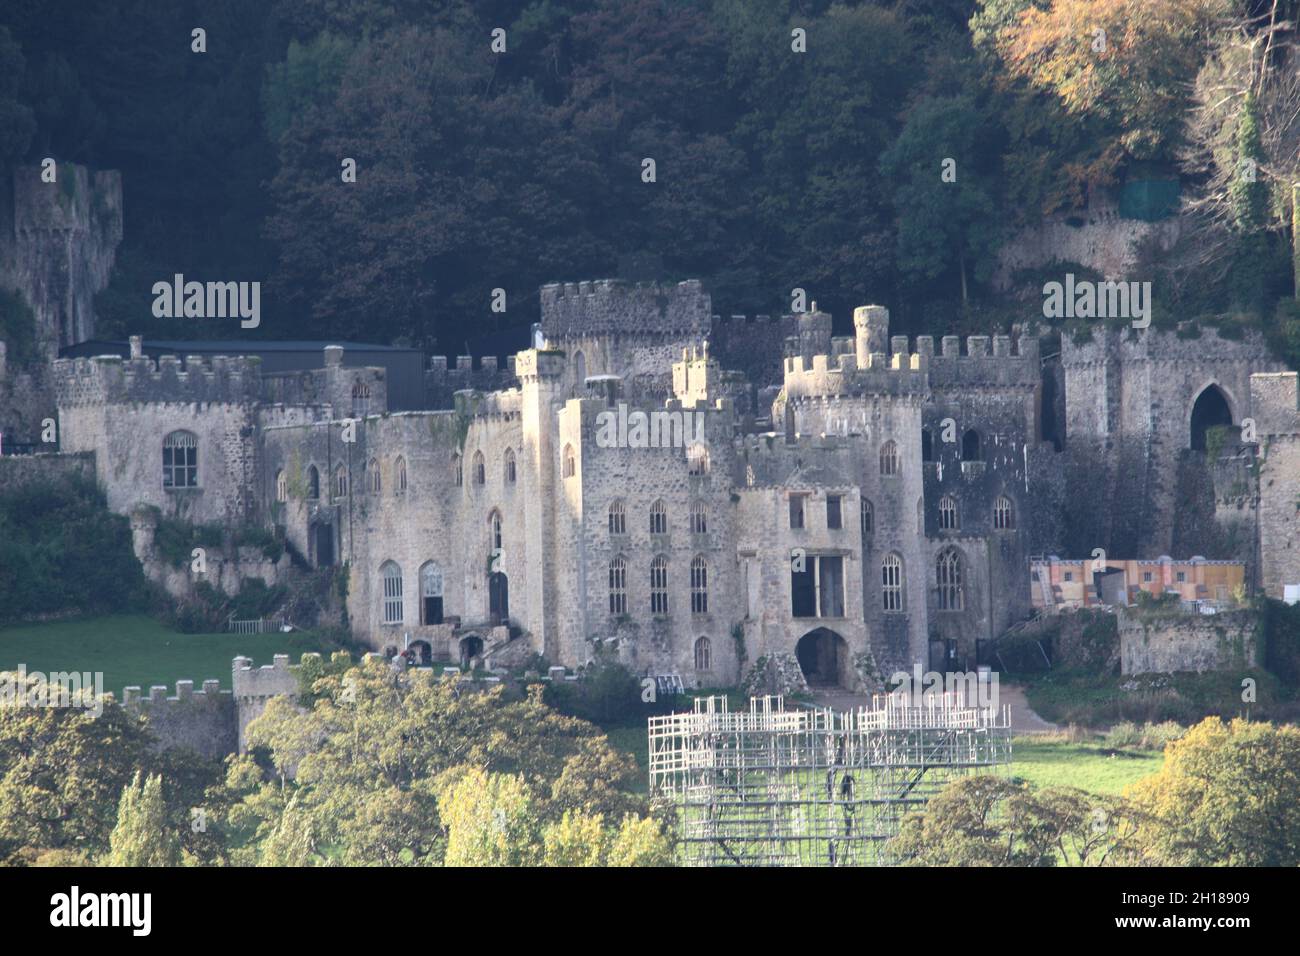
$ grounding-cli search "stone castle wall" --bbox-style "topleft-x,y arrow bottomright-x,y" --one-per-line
1118,608 -> 1256,675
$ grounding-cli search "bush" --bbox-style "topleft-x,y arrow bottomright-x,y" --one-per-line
1103,719 -> 1185,751
0,472 -> 147,624
543,656 -> 680,727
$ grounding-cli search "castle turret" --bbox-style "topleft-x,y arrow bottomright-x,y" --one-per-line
854,305 -> 889,368
798,305 -> 833,362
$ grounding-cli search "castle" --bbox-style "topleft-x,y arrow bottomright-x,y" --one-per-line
34,276 -> 1300,692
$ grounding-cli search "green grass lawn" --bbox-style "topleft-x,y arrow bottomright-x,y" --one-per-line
0,614 -> 334,696
1008,736 -> 1164,795
603,723 -> 1165,799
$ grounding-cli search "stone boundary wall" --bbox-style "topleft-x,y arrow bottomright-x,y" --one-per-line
122,679 -> 237,760
1118,608 -> 1256,675
0,451 -> 93,493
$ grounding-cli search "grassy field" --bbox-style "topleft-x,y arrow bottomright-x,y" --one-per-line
1008,735 -> 1164,794
0,614 -> 334,695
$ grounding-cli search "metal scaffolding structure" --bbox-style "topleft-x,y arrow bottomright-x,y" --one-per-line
647,693 -> 1012,866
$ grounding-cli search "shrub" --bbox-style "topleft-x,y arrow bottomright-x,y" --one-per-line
0,472 -> 147,624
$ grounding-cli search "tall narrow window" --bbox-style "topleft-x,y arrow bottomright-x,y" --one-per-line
689,501 -> 707,534
453,453 -> 463,487
694,637 -> 711,671
162,431 -> 198,488
938,495 -> 959,531
994,495 -> 1015,530
275,470 -> 287,502
937,549 -> 963,611
961,429 -> 982,462
650,556 -> 669,615
395,456 -> 407,493
419,562 -> 443,625
489,510 -> 503,552
789,494 -> 806,529
563,444 -> 576,478
381,561 -> 403,624
609,557 -> 628,615
609,500 -> 626,535
334,464 -> 349,499
352,380 -> 371,416
921,429 -> 934,462
368,458 -> 381,494
826,494 -> 842,530
503,448 -> 516,484
879,440 -> 899,476
882,553 -> 904,612
860,498 -> 873,535
307,465 -> 320,500
472,451 -> 485,485
691,555 -> 708,614
650,500 -> 668,535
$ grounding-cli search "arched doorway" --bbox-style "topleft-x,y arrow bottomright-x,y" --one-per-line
1189,385 -> 1233,452
796,628 -> 847,687
313,523 -> 334,567
488,572 -> 509,625
459,635 -> 484,670
408,639 -> 432,666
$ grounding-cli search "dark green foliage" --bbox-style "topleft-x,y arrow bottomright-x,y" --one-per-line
1260,598 -> 1300,686
543,655 -> 679,727
153,516 -> 223,569
0,472 -> 146,624
0,287 -> 37,366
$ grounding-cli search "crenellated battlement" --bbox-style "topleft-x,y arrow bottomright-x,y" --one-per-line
924,329 -> 1041,390
122,677 -> 236,760
540,278 -> 712,339
123,678 -> 228,708
424,353 -> 518,409
53,353 -> 263,407
1061,324 -> 1277,369
781,350 -> 927,401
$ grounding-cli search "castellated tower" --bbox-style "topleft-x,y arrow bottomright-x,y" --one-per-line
53,351 -> 262,525
761,309 -> 931,674
516,349 -> 568,660
1250,371 -> 1300,600
538,278 -> 711,398
854,305 -> 889,368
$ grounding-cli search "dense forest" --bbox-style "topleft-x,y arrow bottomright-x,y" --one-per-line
2,0 -> 1300,364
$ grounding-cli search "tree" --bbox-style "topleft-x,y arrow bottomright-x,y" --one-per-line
540,808 -> 674,866
1127,716 -> 1300,866
226,655 -> 653,865
996,0 -> 1232,165
0,684 -> 220,865
107,773 -> 181,867
889,775 -> 1147,866
438,767 -> 541,867
879,94 -> 1002,302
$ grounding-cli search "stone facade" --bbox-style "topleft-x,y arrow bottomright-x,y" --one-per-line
35,276 -> 1298,691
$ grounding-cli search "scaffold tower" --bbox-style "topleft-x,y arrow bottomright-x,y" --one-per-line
647,693 -> 1012,866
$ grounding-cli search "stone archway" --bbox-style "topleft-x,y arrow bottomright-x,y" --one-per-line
1189,384 -> 1234,452
459,635 -> 484,670
795,627 -> 848,687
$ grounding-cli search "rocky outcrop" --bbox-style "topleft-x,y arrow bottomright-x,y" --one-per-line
0,163 -> 123,359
